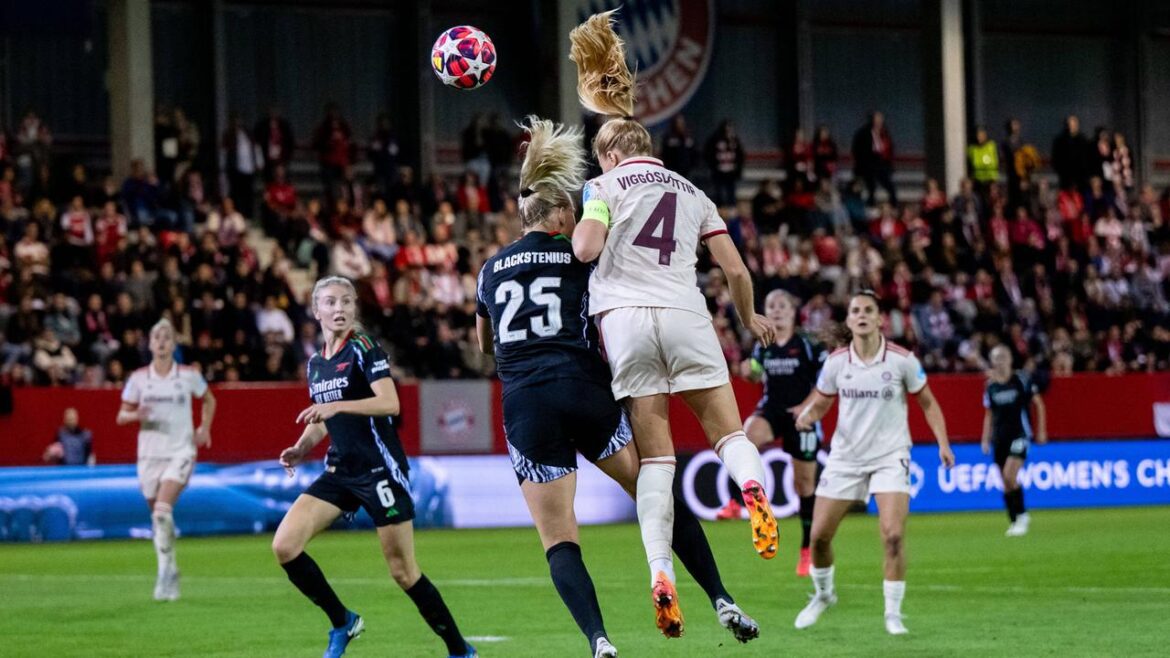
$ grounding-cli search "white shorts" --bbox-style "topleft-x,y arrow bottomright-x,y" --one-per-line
598,306 -> 729,399
137,455 -> 195,499
816,452 -> 912,502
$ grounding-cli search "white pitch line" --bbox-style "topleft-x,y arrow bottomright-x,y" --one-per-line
465,636 -> 510,643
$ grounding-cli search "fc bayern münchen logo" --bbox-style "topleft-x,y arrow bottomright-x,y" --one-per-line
579,0 -> 716,127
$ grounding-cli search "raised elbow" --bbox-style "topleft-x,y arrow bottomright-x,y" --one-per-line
573,242 -> 601,263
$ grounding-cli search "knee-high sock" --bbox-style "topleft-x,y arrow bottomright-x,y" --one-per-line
405,574 -> 468,656
637,458 -> 676,583
715,432 -> 767,495
546,542 -> 607,652
1014,488 -> 1027,516
671,494 -> 731,607
883,580 -> 906,616
1003,491 -> 1018,522
280,552 -> 349,628
799,495 -> 816,549
151,502 -> 176,575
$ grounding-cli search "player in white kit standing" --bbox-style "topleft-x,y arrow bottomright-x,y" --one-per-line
792,291 -> 954,634
569,10 -> 779,637
117,319 -> 216,601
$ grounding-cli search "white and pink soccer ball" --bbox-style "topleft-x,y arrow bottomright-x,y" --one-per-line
431,25 -> 497,90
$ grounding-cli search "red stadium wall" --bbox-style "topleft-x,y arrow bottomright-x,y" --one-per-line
1,374 -> 1167,466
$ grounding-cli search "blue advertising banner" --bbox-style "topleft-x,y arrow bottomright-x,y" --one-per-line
882,439 -> 1170,513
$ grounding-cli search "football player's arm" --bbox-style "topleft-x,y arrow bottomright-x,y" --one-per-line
794,391 -> 834,430
981,409 -> 992,455
298,378 -> 401,423
281,421 -> 328,474
116,402 -> 142,425
572,195 -> 610,263
915,384 -> 955,468
706,234 -> 775,344
195,387 -> 216,448
1032,394 -> 1048,444
476,314 -> 494,355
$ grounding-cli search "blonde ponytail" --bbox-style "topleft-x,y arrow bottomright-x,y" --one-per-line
517,115 -> 586,230
569,10 -> 653,160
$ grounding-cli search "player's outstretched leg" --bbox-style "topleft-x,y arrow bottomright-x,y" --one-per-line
639,456 -> 683,637
670,496 -> 758,642
680,386 -> 778,559
795,497 -> 851,629
378,522 -> 476,657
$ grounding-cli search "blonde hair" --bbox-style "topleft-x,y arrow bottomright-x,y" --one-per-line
150,318 -> 175,339
569,9 -> 652,161
311,276 -> 357,314
517,116 -> 587,230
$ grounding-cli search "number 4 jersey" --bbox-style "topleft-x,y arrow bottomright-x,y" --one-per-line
582,156 -> 728,318
477,231 -> 613,389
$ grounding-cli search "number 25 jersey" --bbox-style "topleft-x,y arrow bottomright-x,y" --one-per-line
582,156 -> 728,318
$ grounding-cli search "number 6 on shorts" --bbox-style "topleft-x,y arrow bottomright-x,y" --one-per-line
376,479 -> 396,508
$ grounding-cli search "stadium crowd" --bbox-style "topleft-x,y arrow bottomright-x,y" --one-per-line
2,104 -> 1169,387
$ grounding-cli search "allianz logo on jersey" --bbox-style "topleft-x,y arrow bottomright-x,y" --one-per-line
840,387 -> 896,401
311,376 -> 349,402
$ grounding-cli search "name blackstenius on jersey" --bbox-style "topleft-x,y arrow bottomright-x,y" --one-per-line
493,251 -> 573,273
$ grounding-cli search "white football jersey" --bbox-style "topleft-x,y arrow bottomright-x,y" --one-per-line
121,363 -> 209,458
583,157 -> 727,317
815,338 -> 927,463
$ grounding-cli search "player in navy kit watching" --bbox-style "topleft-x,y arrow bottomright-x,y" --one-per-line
982,345 -> 1047,536
272,276 -> 475,658
719,290 -> 826,577
476,117 -> 759,656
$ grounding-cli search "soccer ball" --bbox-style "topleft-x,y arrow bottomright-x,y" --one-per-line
431,25 -> 496,90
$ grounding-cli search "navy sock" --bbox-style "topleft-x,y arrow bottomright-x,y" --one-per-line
1004,491 -> 1018,522
281,552 -> 349,628
799,495 -> 815,549
672,494 -> 732,607
546,541 -> 607,653
1013,489 -> 1027,516
405,574 -> 468,655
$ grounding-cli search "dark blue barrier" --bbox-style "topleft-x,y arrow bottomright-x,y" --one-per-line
0,459 -> 453,542
881,439 -> 1170,513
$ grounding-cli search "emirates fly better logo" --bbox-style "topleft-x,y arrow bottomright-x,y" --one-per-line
579,0 -> 716,127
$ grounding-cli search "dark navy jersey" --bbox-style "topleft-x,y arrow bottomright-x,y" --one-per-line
306,332 -> 409,479
752,333 -> 826,411
476,231 -> 612,390
984,372 -> 1037,442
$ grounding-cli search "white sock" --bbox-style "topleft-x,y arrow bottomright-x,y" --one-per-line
715,432 -> 767,495
883,580 -> 905,616
636,459 -> 676,584
151,502 -> 176,576
811,565 -> 835,598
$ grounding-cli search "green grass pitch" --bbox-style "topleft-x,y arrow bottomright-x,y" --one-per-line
3,507 -> 1168,657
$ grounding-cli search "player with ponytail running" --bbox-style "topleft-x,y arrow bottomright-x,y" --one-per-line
569,10 -> 779,637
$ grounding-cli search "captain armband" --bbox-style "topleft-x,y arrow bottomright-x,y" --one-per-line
582,199 -> 610,227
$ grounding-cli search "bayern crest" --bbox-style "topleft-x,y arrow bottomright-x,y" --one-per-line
579,0 -> 716,126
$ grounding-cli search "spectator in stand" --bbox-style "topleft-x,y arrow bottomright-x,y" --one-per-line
361,197 -> 398,263
312,102 -> 353,204
920,178 -> 948,223
256,294 -> 295,345
254,106 -> 295,181
967,126 -> 999,199
786,127 -> 814,186
368,112 -> 401,196
173,108 -> 201,182
461,114 -> 491,188
704,119 -> 745,208
483,112 -> 513,208
59,195 -> 94,271
14,222 -> 49,277
262,164 -> 297,241
1091,126 -> 1114,186
1000,118 -> 1023,203
59,163 -> 94,207
851,110 -> 897,206
660,114 -> 697,176
220,112 -> 262,218
751,180 -> 784,235
120,159 -> 160,228
32,326 -> 77,385
155,105 -> 180,188
330,227 -> 372,280
43,408 -> 94,466
14,109 -> 52,189
812,125 -> 839,184
455,172 -> 490,225
1112,132 -> 1134,198
1052,115 -> 1091,192
207,197 -> 248,254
